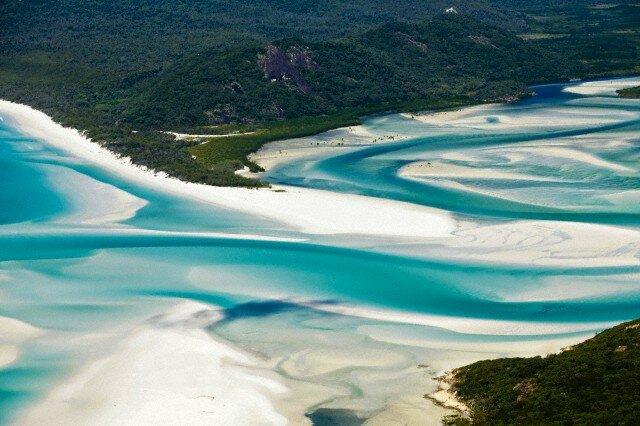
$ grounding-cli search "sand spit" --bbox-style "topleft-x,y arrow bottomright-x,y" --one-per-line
0,100 -> 455,240
563,77 -> 640,96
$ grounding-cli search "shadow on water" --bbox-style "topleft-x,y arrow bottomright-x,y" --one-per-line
218,299 -> 318,322
306,408 -> 366,426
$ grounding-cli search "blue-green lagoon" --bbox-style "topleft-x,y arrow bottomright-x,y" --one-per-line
0,77 -> 639,424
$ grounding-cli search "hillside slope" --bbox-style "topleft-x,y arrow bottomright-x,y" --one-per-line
128,15 -> 571,130
95,15 -> 576,183
1,1 -> 636,187
0,0 -> 525,70
441,318 -> 640,425
491,0 -> 640,76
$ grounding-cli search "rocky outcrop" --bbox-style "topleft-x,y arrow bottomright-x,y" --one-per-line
287,46 -> 320,71
514,379 -> 536,402
257,45 -> 318,94
205,104 -> 233,124
468,35 -> 497,49
397,32 -> 428,52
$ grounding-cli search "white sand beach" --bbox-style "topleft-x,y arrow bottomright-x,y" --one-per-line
19,301 -> 289,426
166,131 -> 254,141
0,100 -> 455,240
426,371 -> 469,416
401,104 -> 498,125
399,160 -> 563,181
401,104 -> 638,130
3,89 -> 639,426
16,301 -> 459,426
6,99 -> 636,267
563,77 -> 640,96
41,164 -> 149,226
249,125 -> 408,171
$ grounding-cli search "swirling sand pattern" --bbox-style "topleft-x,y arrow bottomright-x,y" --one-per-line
0,77 -> 639,424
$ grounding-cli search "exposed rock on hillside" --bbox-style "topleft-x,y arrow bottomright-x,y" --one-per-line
257,45 -> 318,94
468,34 -> 497,49
397,32 -> 429,52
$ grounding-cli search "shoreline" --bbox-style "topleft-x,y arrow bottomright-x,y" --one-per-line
425,370 -> 470,418
563,76 -> 640,96
4,98 -> 638,269
3,78 -> 639,425
0,100 -> 455,240
248,124 -> 411,172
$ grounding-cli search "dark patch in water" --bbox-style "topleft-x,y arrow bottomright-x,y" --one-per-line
219,299 -> 340,322
306,408 -> 366,426
222,300 -> 299,320
216,300 -> 335,322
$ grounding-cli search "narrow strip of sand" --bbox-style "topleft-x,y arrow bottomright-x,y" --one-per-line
165,131 -> 254,140
399,161 -> 564,181
563,77 -> 640,96
402,103 -> 638,130
40,163 -> 149,225
0,100 -> 455,239
301,301 -> 616,336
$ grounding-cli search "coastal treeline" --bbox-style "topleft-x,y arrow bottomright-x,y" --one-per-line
491,0 -> 640,77
0,0 -> 638,186
129,15 -> 576,173
441,318 -> 640,425
617,86 -> 640,99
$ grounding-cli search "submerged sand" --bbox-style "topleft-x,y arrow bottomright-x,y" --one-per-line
2,84 -> 638,424
19,302 -> 289,425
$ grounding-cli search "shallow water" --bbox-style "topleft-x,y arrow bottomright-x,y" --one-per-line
0,77 -> 639,423
266,85 -> 640,224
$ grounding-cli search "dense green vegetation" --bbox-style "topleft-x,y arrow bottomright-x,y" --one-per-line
130,14 -> 574,173
191,113 -> 361,171
128,16 -> 570,130
492,0 -> 640,76
442,318 -> 640,425
0,0 -> 525,65
190,100 -> 472,171
617,86 -> 640,98
0,0 -> 637,186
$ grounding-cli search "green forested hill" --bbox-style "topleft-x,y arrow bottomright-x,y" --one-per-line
137,15 -> 573,172
491,0 -> 640,76
127,15 -> 571,130
0,1 -> 637,186
443,318 -> 640,425
0,0 -> 525,87
0,13 -> 574,186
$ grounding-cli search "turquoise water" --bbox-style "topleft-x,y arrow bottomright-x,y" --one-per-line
266,82 -> 640,224
0,77 -> 639,422
0,126 -> 66,225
